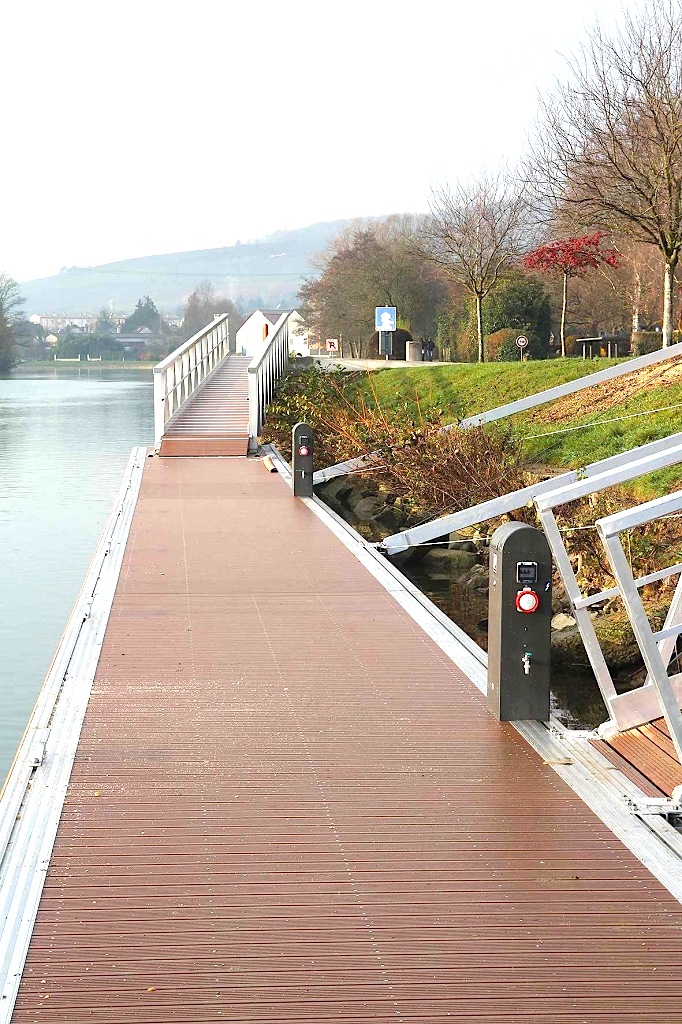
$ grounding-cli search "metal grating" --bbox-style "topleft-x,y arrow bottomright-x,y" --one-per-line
12,457 -> 682,1023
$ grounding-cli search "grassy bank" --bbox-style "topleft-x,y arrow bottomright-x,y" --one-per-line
352,358 -> 682,499
351,359 -> 622,422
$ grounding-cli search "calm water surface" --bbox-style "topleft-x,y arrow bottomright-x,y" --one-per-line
0,368 -> 153,784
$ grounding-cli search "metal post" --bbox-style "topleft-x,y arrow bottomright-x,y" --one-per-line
292,422 -> 314,498
488,523 -> 552,722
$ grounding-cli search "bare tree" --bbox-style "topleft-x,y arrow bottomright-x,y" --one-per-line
421,171 -> 530,362
299,222 -> 448,357
0,273 -> 24,372
181,280 -> 244,342
528,0 -> 682,345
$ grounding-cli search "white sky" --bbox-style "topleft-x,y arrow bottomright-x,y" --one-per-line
2,0 -> 634,282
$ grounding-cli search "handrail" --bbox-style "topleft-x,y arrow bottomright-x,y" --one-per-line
247,312 -> 291,450
594,490 -> 682,763
152,313 -> 230,449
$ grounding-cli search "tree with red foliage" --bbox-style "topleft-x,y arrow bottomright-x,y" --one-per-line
523,233 -> 620,356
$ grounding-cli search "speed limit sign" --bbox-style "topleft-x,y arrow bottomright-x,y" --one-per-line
516,335 -> 529,349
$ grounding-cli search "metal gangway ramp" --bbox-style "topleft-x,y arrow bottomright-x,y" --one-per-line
153,311 -> 291,457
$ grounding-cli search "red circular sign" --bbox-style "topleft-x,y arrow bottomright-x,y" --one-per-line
516,335 -> 529,349
515,587 -> 539,613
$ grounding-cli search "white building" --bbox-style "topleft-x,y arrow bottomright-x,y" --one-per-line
30,313 -> 97,333
236,310 -> 309,358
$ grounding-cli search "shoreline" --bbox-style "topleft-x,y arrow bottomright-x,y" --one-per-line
13,361 -> 156,371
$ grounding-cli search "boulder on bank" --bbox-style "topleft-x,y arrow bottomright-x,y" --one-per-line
320,476 -> 354,503
551,613 -> 576,631
422,547 -> 478,577
448,537 -> 478,552
353,495 -> 388,520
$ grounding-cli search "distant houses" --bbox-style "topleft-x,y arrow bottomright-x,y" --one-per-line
29,311 -> 184,353
29,312 -> 184,335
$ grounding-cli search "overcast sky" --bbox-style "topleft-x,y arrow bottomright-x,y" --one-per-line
3,0 -> 635,282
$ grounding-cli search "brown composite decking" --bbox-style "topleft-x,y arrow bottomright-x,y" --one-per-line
158,355 -> 251,457
13,457 -> 682,1024
592,717 -> 682,798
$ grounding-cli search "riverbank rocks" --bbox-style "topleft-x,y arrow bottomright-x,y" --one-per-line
320,476 -> 354,504
459,563 -> 489,593
551,613 -> 576,631
352,495 -> 387,520
448,537 -> 478,553
421,547 -> 478,578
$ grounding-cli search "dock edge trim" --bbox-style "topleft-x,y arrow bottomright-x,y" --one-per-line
0,445 -> 147,1021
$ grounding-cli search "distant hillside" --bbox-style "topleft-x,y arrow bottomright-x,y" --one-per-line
20,220 -> 352,315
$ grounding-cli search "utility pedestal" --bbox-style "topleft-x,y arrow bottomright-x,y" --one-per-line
488,523 -> 552,721
292,422 -> 314,498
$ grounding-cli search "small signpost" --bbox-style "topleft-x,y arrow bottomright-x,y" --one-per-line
516,335 -> 529,362
326,338 -> 339,354
375,307 -> 396,359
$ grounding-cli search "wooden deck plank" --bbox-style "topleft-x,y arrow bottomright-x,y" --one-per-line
13,457 -> 682,1023
588,737 -> 667,798
603,726 -> 682,797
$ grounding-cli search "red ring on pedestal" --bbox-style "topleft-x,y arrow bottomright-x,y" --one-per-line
516,587 -> 540,614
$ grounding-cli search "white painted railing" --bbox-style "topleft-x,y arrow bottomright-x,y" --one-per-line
152,313 -> 230,449
247,312 -> 290,450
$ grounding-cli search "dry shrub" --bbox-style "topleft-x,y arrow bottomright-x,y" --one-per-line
261,365 -> 529,522
377,423 -> 528,521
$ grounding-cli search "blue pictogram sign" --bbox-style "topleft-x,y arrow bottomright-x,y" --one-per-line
375,306 -> 397,332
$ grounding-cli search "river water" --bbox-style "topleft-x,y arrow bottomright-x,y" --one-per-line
0,367 -> 153,785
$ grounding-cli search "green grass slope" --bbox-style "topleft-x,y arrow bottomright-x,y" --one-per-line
355,358 -> 682,499
355,360 -> 620,422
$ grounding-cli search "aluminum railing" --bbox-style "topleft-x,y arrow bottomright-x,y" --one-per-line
152,313 -> 230,449
247,312 -> 290,451
371,431 -> 682,738
594,492 -> 682,763
534,449 -> 682,740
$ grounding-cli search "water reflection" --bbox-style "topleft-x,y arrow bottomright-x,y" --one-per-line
401,557 -> 609,730
0,368 -> 153,783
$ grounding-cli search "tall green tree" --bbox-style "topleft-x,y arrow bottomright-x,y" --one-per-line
121,296 -> 162,334
0,274 -> 24,371
481,272 -> 552,339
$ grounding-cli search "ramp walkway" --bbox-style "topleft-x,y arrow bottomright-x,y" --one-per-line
10,456 -> 682,1023
158,355 -> 251,457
